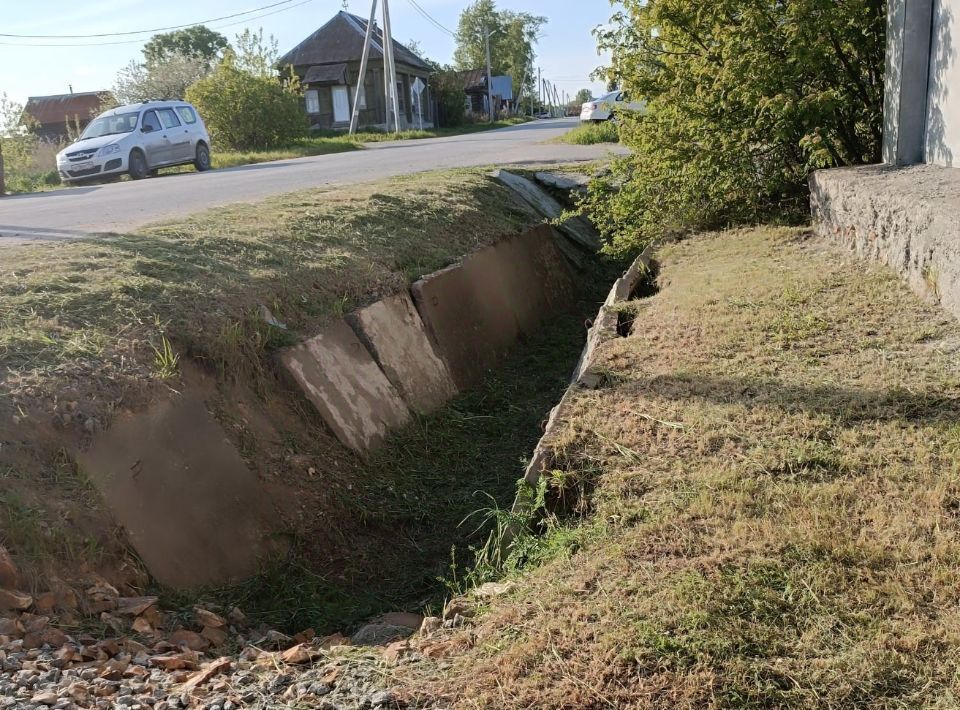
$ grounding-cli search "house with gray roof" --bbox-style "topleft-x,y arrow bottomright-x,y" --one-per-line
280,11 -> 433,131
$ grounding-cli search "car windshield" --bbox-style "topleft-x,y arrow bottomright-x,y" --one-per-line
79,112 -> 139,140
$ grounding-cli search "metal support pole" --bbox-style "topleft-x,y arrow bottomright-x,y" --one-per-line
349,0 -> 379,135
485,26 -> 494,123
382,0 -> 401,133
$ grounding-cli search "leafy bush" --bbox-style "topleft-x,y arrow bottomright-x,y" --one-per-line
584,0 -> 885,255
430,68 -> 468,128
186,59 -> 306,151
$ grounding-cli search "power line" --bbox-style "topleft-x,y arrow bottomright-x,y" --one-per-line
0,0 -> 301,39
404,0 -> 455,37
0,0 -> 315,47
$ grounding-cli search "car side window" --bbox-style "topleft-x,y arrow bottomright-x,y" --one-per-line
175,106 -> 197,125
141,111 -> 162,132
157,108 -> 182,130
615,93 -> 624,102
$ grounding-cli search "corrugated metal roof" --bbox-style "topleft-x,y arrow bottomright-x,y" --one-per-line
279,11 -> 430,73
23,92 -> 110,126
303,63 -> 348,85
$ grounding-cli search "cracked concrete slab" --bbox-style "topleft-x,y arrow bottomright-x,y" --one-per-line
347,293 -> 458,414
279,320 -> 412,453
412,226 -> 575,390
78,389 -> 272,589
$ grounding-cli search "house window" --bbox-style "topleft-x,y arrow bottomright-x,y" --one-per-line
305,89 -> 320,114
396,81 -> 407,115
352,86 -> 367,110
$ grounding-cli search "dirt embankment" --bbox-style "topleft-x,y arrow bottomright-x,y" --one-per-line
394,227 -> 960,708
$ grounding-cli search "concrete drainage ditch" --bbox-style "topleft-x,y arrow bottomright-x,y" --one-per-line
76,170 -> 609,591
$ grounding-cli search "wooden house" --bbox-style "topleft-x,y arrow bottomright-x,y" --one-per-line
279,11 -> 433,131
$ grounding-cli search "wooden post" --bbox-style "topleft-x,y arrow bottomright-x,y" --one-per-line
485,26 -> 494,122
350,0 -> 379,135
381,0 -> 401,133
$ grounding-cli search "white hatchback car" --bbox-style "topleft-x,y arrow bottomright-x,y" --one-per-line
56,101 -> 212,184
580,91 -> 645,123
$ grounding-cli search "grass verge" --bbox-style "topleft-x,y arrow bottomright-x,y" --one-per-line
401,226 -> 960,708
554,121 -> 620,145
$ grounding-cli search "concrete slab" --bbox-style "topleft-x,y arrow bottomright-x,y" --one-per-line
491,169 -> 601,251
534,171 -> 591,193
78,391 -> 271,589
279,320 -> 412,453
810,164 -> 960,318
412,226 -> 575,390
347,293 -> 458,414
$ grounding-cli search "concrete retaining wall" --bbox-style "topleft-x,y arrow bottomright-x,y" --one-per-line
523,243 -> 657,486
810,164 -> 960,316
80,223 -> 582,589
411,225 -> 574,390
281,224 -> 576,451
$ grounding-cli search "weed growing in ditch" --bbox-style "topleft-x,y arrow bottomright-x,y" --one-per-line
152,335 -> 180,380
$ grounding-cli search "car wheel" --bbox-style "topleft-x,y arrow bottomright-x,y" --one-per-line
128,150 -> 148,180
194,143 -> 211,172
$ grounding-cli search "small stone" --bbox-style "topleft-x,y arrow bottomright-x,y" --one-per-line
0,590 -> 32,612
31,690 -> 57,706
369,690 -> 394,707
168,630 -> 210,652
116,597 -> 158,617
193,608 -> 226,628
280,643 -> 322,665
200,625 -> 228,647
418,617 -> 441,636
351,624 -> 413,647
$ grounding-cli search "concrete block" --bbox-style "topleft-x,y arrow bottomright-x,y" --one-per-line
491,169 -> 601,251
412,226 -> 575,390
347,293 -> 458,414
534,171 -> 591,193
280,320 -> 412,453
78,391 -> 271,589
810,164 -> 960,318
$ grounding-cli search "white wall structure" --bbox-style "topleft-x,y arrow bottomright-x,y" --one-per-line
925,0 -> 960,165
884,0 -> 960,166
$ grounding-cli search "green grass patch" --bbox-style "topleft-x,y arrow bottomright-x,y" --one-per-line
555,121 -> 620,145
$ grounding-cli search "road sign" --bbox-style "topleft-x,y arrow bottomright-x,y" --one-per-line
411,77 -> 426,130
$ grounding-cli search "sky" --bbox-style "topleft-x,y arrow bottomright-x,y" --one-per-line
0,0 -> 614,107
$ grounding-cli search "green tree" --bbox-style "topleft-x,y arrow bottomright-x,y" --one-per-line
574,89 -> 594,104
143,26 -> 229,65
583,0 -> 885,255
429,64 -> 468,128
186,58 -> 306,150
113,53 -> 211,103
454,0 -> 545,94
233,28 -> 280,79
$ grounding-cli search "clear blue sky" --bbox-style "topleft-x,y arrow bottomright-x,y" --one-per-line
0,0 -> 613,106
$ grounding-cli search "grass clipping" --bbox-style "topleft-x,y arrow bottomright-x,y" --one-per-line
404,227 -> 960,708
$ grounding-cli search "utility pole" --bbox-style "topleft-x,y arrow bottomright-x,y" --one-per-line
537,67 -> 542,114
0,141 -> 5,197
349,0 -> 379,135
382,0 -> 401,133
484,26 -> 494,123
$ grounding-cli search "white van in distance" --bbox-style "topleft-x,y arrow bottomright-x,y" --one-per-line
580,91 -> 646,123
56,101 -> 212,184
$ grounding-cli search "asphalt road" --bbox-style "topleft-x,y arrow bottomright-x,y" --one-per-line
0,118 -> 623,245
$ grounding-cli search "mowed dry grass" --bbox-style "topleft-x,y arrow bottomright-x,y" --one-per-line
0,169 -> 536,425
406,227 -> 960,708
